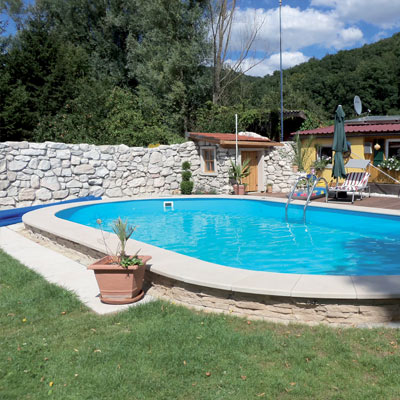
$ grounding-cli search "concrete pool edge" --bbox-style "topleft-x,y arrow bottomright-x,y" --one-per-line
21,195 -> 400,302
19,195 -> 400,325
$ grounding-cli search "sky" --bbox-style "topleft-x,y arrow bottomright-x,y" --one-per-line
1,0 -> 400,77
228,0 -> 400,76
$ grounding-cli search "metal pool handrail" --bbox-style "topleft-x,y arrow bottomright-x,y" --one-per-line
285,176 -> 310,219
303,177 -> 329,222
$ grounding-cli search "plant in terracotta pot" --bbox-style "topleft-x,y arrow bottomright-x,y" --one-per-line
267,183 -> 273,193
88,217 -> 151,305
229,159 -> 250,195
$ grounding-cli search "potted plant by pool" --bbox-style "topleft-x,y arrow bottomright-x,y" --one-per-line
88,217 -> 151,305
229,159 -> 250,195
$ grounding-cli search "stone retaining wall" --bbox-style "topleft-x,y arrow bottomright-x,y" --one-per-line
146,272 -> 400,326
0,140 -> 297,209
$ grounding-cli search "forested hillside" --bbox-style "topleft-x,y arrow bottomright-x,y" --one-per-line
1,0 -> 399,145
252,32 -> 400,122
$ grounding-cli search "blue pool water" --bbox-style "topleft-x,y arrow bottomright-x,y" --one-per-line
56,198 -> 400,276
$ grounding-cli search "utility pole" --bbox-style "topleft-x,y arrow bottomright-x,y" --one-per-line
279,0 -> 284,142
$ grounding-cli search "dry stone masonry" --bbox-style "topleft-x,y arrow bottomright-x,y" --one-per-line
265,144 -> 297,193
145,272 -> 400,326
0,140 -> 297,209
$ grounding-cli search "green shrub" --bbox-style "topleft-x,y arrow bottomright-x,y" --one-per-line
181,170 -> 192,181
180,161 -> 193,194
182,161 -> 191,170
180,180 -> 194,194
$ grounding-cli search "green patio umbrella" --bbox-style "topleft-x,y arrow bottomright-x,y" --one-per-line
331,105 -> 348,179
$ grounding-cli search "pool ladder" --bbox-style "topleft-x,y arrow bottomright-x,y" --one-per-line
286,176 -> 329,222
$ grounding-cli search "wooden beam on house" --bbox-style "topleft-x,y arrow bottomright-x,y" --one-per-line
220,140 -> 283,148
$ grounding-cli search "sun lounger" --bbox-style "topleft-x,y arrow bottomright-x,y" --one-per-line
330,172 -> 370,203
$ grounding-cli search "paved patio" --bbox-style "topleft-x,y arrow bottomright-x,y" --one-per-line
250,192 -> 400,211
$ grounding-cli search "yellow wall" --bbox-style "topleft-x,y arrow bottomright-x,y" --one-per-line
299,136 -> 400,186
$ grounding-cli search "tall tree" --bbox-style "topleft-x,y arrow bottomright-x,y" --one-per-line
32,0 -> 139,86
207,0 -> 264,104
0,16 -> 90,140
127,0 -> 210,132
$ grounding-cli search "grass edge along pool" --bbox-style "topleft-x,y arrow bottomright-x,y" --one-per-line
56,198 -> 400,276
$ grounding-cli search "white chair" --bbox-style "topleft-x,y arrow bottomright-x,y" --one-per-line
330,172 -> 371,203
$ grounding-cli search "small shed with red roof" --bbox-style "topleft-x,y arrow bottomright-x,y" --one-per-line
187,132 -> 282,192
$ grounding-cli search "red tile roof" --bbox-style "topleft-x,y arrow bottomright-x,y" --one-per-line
189,132 -> 271,142
294,123 -> 400,136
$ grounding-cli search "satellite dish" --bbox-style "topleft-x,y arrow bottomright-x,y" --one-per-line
354,95 -> 362,115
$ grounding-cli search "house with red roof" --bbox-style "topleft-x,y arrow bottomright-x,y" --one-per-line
292,116 -> 400,188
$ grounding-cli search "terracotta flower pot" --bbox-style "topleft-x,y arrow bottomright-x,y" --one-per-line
233,184 -> 246,195
88,255 -> 151,304
267,185 -> 273,193
292,165 -> 299,173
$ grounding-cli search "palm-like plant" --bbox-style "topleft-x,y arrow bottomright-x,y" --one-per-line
291,133 -> 314,172
229,158 -> 251,185
111,218 -> 142,267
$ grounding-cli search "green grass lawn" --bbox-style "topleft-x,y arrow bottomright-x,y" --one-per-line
1,249 -> 400,400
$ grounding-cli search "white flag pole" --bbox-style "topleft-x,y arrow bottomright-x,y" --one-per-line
235,114 -> 238,164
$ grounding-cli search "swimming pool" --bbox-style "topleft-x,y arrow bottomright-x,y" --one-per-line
56,198 -> 400,276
